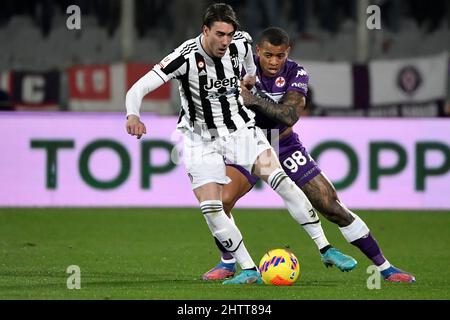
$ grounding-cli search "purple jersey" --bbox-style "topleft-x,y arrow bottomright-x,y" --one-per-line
230,56 -> 320,188
252,56 -> 309,134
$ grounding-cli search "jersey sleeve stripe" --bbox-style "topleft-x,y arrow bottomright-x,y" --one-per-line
233,31 -> 244,39
244,41 -> 249,57
180,44 -> 197,55
152,69 -> 167,82
160,56 -> 187,76
180,48 -> 196,57
178,41 -> 197,52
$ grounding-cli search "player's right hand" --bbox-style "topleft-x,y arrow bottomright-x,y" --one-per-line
126,115 -> 147,139
242,74 -> 256,90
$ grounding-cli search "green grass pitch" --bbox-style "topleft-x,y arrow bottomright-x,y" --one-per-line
0,208 -> 449,300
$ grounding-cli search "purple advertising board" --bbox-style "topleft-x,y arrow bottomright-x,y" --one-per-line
0,113 -> 449,209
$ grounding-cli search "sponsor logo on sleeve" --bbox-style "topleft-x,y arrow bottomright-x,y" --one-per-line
296,69 -> 307,77
291,82 -> 308,91
159,53 -> 177,69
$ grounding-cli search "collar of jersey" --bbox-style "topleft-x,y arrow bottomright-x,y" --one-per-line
198,34 -> 226,62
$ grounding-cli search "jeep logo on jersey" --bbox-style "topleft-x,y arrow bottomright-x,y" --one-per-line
204,76 -> 238,90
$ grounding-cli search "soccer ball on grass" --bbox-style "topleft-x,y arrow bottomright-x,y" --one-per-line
258,248 -> 300,286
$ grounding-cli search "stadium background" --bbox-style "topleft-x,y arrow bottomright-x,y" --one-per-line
0,0 -> 449,301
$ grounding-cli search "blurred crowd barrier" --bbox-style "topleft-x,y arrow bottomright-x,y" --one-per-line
0,62 -> 174,115
0,52 -> 448,117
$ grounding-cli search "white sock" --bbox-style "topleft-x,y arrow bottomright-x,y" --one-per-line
268,169 -> 330,250
200,200 -> 255,270
221,257 -> 236,264
377,260 -> 392,272
339,213 -> 370,243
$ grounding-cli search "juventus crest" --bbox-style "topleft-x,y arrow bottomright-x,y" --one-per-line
231,54 -> 239,69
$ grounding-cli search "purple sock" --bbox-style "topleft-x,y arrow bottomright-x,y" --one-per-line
221,251 -> 234,261
351,233 -> 386,266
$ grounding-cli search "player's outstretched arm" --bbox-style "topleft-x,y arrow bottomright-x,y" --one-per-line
125,68 -> 166,139
241,88 -> 305,127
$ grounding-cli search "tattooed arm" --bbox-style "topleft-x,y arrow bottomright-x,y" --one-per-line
241,88 -> 306,127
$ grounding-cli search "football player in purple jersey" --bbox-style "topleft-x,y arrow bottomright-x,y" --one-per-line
203,27 -> 415,283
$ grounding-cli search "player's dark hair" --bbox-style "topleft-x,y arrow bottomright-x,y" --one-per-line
202,3 -> 240,31
258,27 -> 290,47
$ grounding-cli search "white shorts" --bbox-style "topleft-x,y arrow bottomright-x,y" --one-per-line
182,125 -> 273,189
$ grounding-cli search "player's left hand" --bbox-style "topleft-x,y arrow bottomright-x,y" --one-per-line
242,74 -> 256,90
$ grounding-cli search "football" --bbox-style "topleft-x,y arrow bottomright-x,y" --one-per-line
258,248 -> 300,286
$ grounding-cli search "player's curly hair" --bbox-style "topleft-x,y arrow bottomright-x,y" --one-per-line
202,3 -> 240,31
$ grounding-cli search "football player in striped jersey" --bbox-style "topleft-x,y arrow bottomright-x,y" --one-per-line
126,4 -> 344,285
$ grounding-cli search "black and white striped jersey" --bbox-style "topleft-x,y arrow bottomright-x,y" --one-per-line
152,31 -> 257,140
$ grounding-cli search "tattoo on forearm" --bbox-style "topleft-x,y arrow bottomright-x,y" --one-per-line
246,91 -> 304,127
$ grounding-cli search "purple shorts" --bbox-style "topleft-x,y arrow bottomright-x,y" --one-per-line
227,131 -> 321,188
